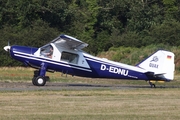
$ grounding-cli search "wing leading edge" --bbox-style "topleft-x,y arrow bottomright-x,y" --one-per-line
50,34 -> 88,50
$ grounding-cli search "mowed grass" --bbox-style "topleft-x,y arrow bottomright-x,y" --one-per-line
0,67 -> 180,120
0,90 -> 180,120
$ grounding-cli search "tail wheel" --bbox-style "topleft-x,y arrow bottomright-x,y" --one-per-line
33,76 -> 46,86
149,81 -> 156,88
151,84 -> 156,88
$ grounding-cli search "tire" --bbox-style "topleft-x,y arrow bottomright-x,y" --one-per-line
34,76 -> 46,86
32,77 -> 37,86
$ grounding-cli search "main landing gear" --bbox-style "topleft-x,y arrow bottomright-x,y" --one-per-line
32,63 -> 49,86
32,72 -> 49,86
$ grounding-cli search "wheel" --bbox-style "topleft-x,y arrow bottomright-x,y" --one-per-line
34,76 -> 46,86
152,84 -> 156,88
149,81 -> 156,88
32,77 -> 37,86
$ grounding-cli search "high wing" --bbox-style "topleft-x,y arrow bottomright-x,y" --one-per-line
49,34 -> 88,50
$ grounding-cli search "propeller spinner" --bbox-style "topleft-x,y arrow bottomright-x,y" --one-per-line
4,41 -> 11,52
4,46 -> 11,52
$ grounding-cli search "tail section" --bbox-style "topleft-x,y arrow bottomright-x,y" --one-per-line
136,50 -> 175,81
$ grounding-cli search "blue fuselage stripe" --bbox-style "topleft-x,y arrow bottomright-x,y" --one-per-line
12,51 -> 92,73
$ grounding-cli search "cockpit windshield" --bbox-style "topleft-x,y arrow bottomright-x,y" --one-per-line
40,45 -> 53,58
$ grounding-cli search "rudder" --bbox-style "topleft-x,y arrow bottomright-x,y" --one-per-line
136,50 -> 175,80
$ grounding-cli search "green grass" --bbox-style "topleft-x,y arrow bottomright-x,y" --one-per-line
0,89 -> 180,120
0,67 -> 180,120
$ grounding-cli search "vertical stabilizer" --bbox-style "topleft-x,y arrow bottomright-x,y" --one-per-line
136,50 -> 175,80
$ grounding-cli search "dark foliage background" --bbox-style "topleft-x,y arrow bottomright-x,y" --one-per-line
1,0 -> 180,66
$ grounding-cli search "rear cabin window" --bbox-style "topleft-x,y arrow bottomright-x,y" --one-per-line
61,51 -> 79,64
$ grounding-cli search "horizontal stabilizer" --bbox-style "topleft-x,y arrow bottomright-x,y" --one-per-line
145,71 -> 166,77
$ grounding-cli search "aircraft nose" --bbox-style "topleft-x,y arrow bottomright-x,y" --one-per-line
4,46 -> 11,52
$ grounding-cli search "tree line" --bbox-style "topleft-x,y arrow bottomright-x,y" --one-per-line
1,0 -> 180,66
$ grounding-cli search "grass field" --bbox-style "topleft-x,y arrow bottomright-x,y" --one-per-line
0,67 -> 180,120
0,89 -> 180,120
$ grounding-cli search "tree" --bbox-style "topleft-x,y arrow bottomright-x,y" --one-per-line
149,20 -> 180,46
163,0 -> 178,20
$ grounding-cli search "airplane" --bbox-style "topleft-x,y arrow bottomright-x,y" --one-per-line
4,34 -> 175,88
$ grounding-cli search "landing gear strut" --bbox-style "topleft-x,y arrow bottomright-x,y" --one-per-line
32,63 -> 49,86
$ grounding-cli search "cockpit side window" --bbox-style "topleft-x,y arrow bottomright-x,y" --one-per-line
61,51 -> 79,64
40,45 -> 54,58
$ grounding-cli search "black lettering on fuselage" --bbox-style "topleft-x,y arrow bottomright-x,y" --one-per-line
100,64 -> 129,76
